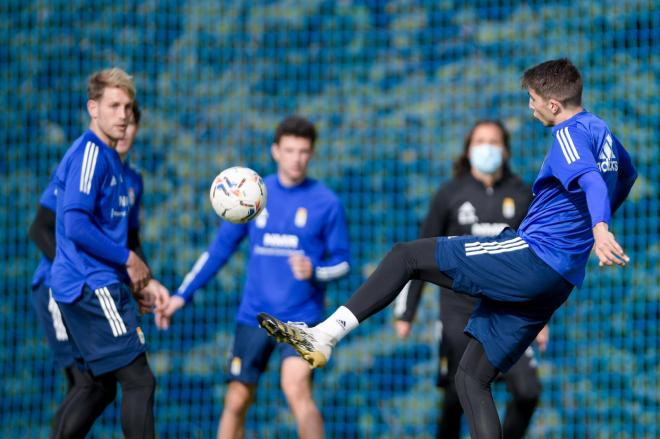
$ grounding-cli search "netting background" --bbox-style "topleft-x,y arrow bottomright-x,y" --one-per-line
2,0 -> 659,437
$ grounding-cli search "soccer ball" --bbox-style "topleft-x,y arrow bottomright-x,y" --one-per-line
209,167 -> 267,224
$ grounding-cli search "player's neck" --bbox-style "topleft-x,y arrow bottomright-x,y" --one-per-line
554,106 -> 584,126
89,124 -> 117,149
277,172 -> 306,188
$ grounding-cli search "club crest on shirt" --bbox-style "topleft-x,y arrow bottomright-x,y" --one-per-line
502,197 -> 515,219
294,207 -> 307,228
458,202 -> 478,225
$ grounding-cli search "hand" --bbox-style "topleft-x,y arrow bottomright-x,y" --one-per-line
592,222 -> 630,267
132,286 -> 154,315
156,295 -> 186,330
126,251 -> 151,294
535,325 -> 549,353
289,254 -> 313,280
136,279 -> 170,317
394,320 -> 412,339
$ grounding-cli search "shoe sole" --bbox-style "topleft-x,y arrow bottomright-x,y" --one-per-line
257,313 -> 328,368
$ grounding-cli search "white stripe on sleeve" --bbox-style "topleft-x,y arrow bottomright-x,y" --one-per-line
177,252 -> 210,294
562,127 -> 580,160
80,141 -> 92,192
315,261 -> 350,281
79,142 -> 99,194
556,129 -> 576,164
84,144 -> 100,194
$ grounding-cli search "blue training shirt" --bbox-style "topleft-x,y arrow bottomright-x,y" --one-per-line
50,130 -> 133,303
31,175 -> 59,288
518,111 -> 636,288
176,174 -> 351,326
32,159 -> 143,291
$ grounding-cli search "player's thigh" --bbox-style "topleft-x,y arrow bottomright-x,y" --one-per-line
503,347 -> 541,401
226,323 -> 276,385
223,381 -> 256,412
279,347 -> 314,399
440,230 -> 575,304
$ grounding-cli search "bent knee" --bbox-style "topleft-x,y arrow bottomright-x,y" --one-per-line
223,382 -> 254,415
122,369 -> 156,392
453,366 -> 469,396
281,381 -> 313,404
390,242 -> 416,264
95,380 -> 119,405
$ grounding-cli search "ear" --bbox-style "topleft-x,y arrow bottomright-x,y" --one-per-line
270,143 -> 279,162
548,98 -> 562,115
87,99 -> 98,119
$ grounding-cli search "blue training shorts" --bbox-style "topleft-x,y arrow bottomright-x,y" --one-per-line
436,228 -> 573,372
31,282 -> 77,369
57,283 -> 146,376
226,322 -> 305,385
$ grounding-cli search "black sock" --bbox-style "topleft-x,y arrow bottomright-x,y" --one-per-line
345,238 -> 453,321
454,338 -> 501,439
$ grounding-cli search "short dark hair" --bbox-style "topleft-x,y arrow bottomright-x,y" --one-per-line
453,120 -> 511,176
274,115 -> 317,147
521,58 -> 583,107
132,100 -> 141,125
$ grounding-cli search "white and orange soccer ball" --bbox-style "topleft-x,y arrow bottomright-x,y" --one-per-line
209,167 -> 267,224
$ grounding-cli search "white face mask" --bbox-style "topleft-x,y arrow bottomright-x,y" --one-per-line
469,143 -> 504,175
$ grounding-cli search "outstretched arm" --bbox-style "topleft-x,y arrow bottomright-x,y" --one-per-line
158,221 -> 248,326
577,171 -> 629,267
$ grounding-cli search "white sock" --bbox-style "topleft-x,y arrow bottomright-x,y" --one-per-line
314,306 -> 359,344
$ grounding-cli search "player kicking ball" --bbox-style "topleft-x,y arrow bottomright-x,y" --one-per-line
258,58 -> 637,438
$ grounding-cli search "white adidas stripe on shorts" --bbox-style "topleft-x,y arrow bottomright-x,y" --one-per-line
464,236 -> 529,256
94,287 -> 128,337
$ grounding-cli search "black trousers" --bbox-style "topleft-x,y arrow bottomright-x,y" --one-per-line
438,299 -> 541,438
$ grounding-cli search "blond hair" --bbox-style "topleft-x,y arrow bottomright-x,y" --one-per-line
87,67 -> 135,101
